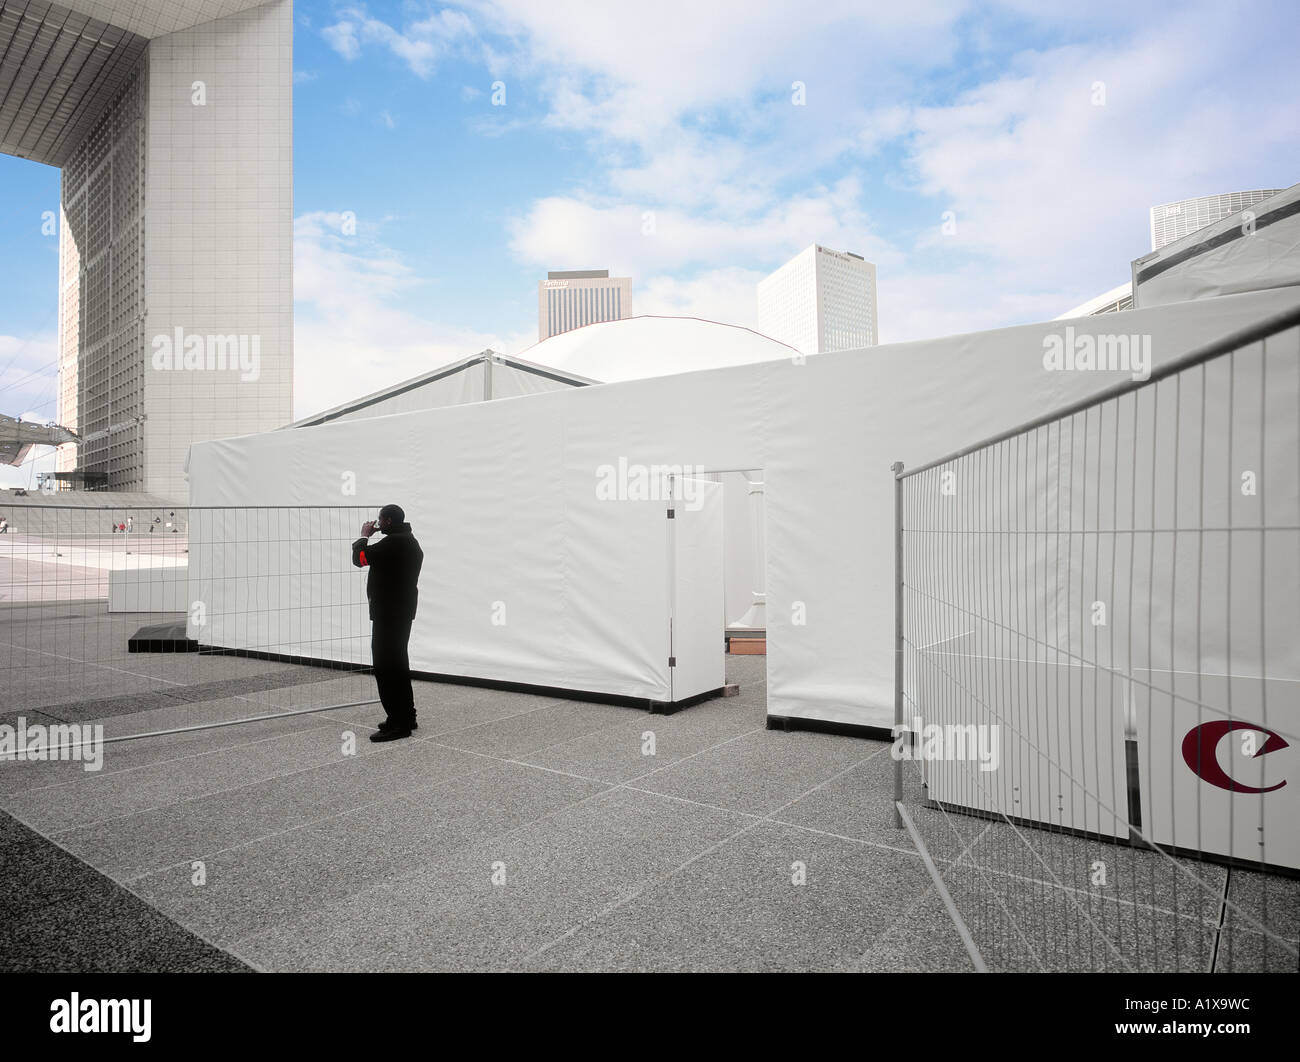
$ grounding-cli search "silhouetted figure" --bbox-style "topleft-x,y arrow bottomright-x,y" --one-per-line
352,504 -> 424,741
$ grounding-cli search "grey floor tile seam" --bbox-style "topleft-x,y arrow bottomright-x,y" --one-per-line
762,814 -> 927,860
415,701 -> 767,790
834,817 -> 1006,971
836,882 -> 949,972
0,716 -> 343,801
616,782 -> 783,824
0,808 -> 256,974
432,700 -> 637,753
516,817 -> 773,969
500,720 -> 771,788
516,739 -> 910,969
498,757 -> 622,786
116,755 -> 513,885
611,778 -> 929,864
603,722 -> 772,788
42,725 -> 468,840
0,637 -> 201,693
320,690 -> 578,742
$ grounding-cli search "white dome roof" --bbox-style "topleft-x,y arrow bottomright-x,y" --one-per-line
516,315 -> 799,383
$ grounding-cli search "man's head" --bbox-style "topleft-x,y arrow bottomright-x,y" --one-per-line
377,503 -> 405,533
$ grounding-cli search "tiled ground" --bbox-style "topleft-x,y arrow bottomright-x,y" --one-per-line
1,606 -> 1295,972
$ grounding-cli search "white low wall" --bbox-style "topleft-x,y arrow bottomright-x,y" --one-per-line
108,565 -> 189,613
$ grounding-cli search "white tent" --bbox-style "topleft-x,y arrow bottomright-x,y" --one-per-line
185,285 -> 1300,730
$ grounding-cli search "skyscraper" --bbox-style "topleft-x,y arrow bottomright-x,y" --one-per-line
1149,190 -> 1283,250
757,244 -> 878,356
538,270 -> 632,341
0,0 -> 295,496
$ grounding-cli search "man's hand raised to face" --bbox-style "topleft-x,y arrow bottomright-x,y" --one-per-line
361,520 -> 377,537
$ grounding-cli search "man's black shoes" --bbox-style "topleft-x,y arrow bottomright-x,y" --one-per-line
370,728 -> 412,742
377,718 -> 418,732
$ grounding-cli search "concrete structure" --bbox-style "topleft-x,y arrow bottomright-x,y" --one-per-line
538,269 -> 632,341
757,244 -> 878,356
1150,190 -> 1283,250
0,0 -> 295,498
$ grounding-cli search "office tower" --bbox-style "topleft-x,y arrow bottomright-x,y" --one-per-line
538,270 -> 632,341
757,244 -> 878,355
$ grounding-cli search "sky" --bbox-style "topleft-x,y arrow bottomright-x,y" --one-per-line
1,0 -> 1298,487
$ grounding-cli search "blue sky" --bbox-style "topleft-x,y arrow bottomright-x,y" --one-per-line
1,0 -> 1298,485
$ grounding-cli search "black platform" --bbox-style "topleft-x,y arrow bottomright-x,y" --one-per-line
127,620 -> 198,653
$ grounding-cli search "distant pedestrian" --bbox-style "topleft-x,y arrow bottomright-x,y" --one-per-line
352,504 -> 424,741
0,516 -> 8,534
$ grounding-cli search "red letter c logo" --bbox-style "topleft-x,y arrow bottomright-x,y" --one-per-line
1182,721 -> 1288,794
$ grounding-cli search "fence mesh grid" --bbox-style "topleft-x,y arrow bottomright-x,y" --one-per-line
894,314 -> 1300,972
0,504 -> 381,750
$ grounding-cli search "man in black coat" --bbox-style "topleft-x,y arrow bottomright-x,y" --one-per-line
352,503 -> 424,741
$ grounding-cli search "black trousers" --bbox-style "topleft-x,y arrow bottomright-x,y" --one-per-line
370,616 -> 415,728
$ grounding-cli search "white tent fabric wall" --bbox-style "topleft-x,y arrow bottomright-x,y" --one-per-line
186,285 -> 1300,729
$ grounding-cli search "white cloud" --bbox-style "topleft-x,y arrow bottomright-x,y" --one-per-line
321,20 -> 360,61
466,0 -> 966,144
508,176 -> 898,279
899,7 -> 1300,296
322,6 -> 477,79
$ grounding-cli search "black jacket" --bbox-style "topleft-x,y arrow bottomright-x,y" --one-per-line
352,523 -> 424,621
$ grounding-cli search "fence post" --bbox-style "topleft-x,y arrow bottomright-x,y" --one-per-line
892,460 -> 904,828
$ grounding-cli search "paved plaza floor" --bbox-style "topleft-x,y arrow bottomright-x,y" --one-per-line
1,603 -> 1294,972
